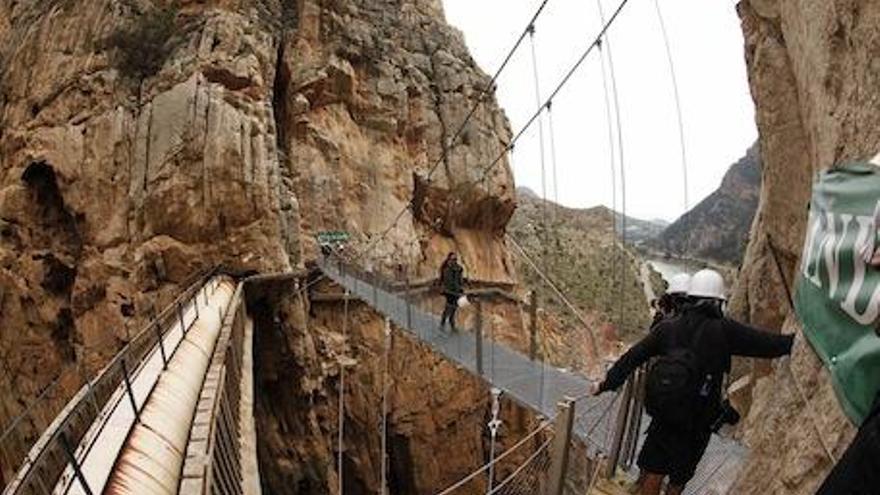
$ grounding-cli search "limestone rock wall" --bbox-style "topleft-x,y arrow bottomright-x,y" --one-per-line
730,1 -> 880,493
0,0 -> 516,476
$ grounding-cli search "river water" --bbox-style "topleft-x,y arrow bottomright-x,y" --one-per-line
646,257 -> 691,285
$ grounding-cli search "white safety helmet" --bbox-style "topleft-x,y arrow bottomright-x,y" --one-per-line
688,269 -> 726,300
667,273 -> 691,295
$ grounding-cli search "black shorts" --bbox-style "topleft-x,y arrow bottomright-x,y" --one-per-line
637,419 -> 712,486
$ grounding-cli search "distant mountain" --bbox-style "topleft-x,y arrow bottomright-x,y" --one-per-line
651,143 -> 762,264
509,191 -> 659,348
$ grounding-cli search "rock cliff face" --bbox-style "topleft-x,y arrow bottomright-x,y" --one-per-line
0,0 -> 516,485
730,1 -> 880,493
652,143 -> 761,265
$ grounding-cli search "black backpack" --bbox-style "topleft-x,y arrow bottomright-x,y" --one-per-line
645,330 -> 704,429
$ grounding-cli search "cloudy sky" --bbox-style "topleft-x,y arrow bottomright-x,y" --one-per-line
442,0 -> 756,222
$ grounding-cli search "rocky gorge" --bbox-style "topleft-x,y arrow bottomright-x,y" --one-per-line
0,0 -> 529,491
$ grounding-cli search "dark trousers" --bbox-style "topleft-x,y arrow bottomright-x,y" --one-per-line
817,393 -> 880,494
440,293 -> 459,330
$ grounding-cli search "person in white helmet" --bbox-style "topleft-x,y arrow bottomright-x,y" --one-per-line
594,268 -> 794,495
651,273 -> 692,328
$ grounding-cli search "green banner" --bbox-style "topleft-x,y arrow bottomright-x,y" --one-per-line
316,231 -> 350,245
796,162 -> 880,425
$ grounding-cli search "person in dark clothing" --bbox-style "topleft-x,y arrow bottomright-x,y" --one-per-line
651,273 -> 692,330
594,269 -> 794,495
816,389 -> 880,494
439,252 -> 464,331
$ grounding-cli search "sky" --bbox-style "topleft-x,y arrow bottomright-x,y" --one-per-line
442,0 -> 756,222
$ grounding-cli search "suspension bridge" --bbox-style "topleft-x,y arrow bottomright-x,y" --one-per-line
0,257 -> 747,495
0,0 -> 775,493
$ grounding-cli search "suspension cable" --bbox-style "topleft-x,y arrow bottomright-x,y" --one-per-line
351,0 -> 555,262
506,234 -> 600,359
527,23 -> 549,416
353,0 -> 634,268
766,234 -> 837,463
424,0 -> 553,183
597,0 -> 628,334
487,436 -> 554,494
547,102 -> 561,221
435,418 -> 555,495
597,31 -> 619,334
528,26 -> 549,246
653,0 -> 691,265
380,318 -> 391,492
337,289 -> 350,494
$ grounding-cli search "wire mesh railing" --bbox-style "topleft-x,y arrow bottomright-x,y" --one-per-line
435,417 -> 556,495
320,257 -> 748,495
1,267 -> 217,495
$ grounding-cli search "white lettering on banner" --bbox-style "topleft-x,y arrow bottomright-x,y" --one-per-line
802,212 -> 880,324
802,211 -> 824,286
841,215 -> 880,324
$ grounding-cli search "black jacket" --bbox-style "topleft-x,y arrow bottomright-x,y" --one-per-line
440,260 -> 464,296
599,303 -> 794,420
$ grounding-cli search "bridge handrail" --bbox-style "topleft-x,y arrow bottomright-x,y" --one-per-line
2,265 -> 218,494
326,257 -> 523,305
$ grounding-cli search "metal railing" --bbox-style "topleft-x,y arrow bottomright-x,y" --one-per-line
180,284 -> 246,495
1,267 -> 217,495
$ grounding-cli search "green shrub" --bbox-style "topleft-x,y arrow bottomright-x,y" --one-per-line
109,4 -> 179,81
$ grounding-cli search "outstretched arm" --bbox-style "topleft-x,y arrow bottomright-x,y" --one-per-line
598,331 -> 663,393
725,319 -> 794,358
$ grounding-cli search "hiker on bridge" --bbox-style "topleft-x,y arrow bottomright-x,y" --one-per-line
651,273 -> 691,329
438,252 -> 464,332
594,269 -> 794,495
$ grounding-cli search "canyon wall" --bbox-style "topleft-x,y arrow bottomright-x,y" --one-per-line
731,1 -> 880,493
0,0 -> 517,482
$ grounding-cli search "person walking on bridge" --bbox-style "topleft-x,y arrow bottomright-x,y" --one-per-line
594,269 -> 794,495
651,273 -> 692,329
439,252 -> 464,332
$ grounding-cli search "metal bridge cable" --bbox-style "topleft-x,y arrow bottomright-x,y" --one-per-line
424,0 -> 553,183
488,437 -> 553,495
528,26 -> 550,245
766,234 -> 837,464
505,234 -> 600,359
347,0 -> 554,263
337,290 -> 350,494
598,38 -> 619,332
547,104 -> 561,218
653,0 -> 691,264
527,25 -> 549,416
356,0 -> 633,266
597,0 -> 627,334
380,319 -> 391,493
434,418 -> 555,495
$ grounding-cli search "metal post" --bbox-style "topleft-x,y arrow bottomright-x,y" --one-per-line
487,388 -> 502,494
59,432 -> 93,495
529,291 -> 538,360
121,359 -> 140,422
623,367 -> 646,468
606,377 -> 635,479
154,321 -> 168,369
405,274 -> 413,331
177,302 -> 186,334
547,398 -> 576,495
475,300 -> 484,376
